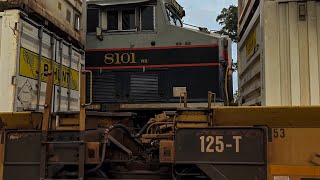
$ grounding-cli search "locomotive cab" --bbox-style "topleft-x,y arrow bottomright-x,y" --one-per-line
86,0 -> 233,111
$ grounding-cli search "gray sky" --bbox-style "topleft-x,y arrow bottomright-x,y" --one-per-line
177,0 -> 238,92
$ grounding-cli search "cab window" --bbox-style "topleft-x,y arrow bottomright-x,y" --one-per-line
106,8 -> 136,31
107,10 -> 118,30
122,9 -> 136,30
104,5 -> 155,32
141,6 -> 155,31
87,8 -> 100,33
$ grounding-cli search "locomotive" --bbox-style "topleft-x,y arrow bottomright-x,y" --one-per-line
85,0 -> 234,113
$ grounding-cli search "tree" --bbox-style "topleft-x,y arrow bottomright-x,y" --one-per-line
216,5 -> 238,43
216,5 -> 238,70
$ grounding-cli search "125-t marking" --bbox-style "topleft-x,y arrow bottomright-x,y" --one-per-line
200,136 -> 242,153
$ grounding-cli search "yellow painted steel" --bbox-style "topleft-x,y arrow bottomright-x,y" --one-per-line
270,165 -> 320,176
213,106 -> 320,127
176,123 -> 208,128
174,106 -> 320,179
269,128 -> 320,166
177,115 -> 208,122
0,112 -> 42,130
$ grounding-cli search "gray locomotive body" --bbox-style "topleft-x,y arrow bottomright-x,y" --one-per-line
85,0 -> 233,110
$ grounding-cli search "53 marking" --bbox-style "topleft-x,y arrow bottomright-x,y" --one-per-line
273,128 -> 285,138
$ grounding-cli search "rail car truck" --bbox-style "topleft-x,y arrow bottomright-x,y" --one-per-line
85,0 -> 234,113
0,72 -> 320,180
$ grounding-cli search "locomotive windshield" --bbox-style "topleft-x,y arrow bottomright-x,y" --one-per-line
166,7 -> 182,27
87,5 -> 155,32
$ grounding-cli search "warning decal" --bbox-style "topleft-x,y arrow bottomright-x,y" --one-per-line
19,47 -> 79,91
245,30 -> 256,58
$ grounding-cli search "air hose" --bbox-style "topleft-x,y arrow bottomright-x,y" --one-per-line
86,124 -> 143,174
86,128 -> 108,174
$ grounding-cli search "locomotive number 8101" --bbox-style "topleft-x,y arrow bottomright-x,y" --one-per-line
104,52 -> 137,65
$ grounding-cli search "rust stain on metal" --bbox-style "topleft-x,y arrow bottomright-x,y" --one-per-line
86,142 -> 100,164
0,117 -> 6,129
310,153 -> 320,165
154,113 -> 169,122
159,140 -> 174,163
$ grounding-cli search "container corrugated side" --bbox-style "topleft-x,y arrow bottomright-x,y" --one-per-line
238,0 -> 262,106
238,14 -> 262,106
0,10 -> 85,112
0,0 -> 86,46
238,0 -> 320,106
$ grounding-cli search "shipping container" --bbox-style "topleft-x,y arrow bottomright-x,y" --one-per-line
0,0 -> 86,46
0,10 -> 85,112
238,0 -> 320,106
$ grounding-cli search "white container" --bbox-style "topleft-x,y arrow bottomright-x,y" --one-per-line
0,10 -> 85,112
238,0 -> 320,106
0,0 -> 86,46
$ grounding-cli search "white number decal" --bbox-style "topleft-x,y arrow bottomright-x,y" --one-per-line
215,136 -> 225,152
200,135 -> 242,153
233,136 -> 242,153
200,136 -> 205,152
206,136 -> 215,152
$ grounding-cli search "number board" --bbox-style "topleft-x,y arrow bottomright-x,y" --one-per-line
175,127 -> 267,164
85,45 -> 219,68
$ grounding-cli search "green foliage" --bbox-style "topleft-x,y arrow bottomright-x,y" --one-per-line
216,5 -> 238,43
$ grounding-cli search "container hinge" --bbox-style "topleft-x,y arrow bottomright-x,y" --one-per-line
11,76 -> 16,85
14,22 -> 19,31
298,2 -> 307,21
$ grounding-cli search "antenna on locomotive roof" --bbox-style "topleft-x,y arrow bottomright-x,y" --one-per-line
183,22 -> 199,28
183,22 -> 219,33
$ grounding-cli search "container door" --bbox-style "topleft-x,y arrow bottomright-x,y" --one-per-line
15,18 -> 82,112
53,42 -> 82,112
15,19 -> 52,112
